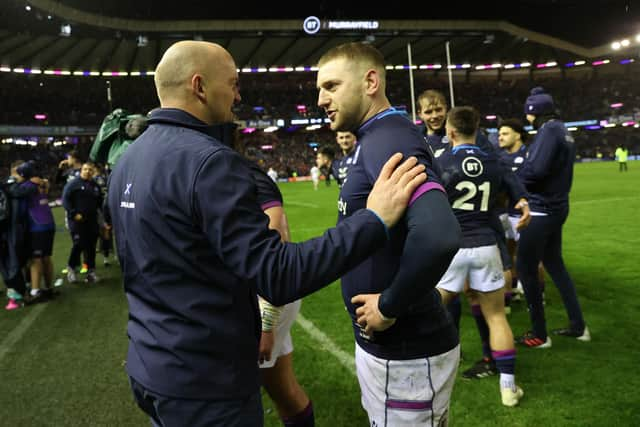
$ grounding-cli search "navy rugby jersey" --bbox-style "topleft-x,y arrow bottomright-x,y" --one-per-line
338,108 -> 457,360
250,162 -> 283,210
331,148 -> 358,187
429,128 -> 528,231
439,144 -> 526,247
424,126 -> 495,159
499,144 -> 528,216
518,119 -> 575,213
425,128 -> 450,159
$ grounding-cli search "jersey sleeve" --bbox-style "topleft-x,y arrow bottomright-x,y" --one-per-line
361,124 -> 444,206
248,162 -> 283,211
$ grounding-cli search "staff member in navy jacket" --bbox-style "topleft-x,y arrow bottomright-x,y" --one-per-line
515,87 -> 589,348
62,162 -> 102,284
107,40 -> 427,427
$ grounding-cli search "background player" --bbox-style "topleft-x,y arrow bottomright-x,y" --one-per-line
436,106 -> 529,406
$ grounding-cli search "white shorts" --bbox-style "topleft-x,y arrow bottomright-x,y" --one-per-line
356,344 -> 460,426
259,300 -> 301,369
436,245 -> 505,294
507,215 -> 521,241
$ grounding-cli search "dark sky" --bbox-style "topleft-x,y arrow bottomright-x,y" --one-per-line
8,0 -> 640,47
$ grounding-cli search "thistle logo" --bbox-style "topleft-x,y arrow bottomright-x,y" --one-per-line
303,16 -> 321,35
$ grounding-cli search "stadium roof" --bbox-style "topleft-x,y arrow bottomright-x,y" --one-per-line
1,0 -> 638,74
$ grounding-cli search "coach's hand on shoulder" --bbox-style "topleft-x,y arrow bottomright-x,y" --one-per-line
366,153 -> 426,228
352,293 -> 396,335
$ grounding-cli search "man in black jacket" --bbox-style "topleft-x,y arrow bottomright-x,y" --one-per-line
108,40 -> 427,427
515,87 -> 589,348
62,163 -> 102,284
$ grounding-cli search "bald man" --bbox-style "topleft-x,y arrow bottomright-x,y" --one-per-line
107,41 -> 430,426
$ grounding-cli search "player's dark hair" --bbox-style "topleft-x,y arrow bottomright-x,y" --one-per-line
320,146 -> 335,159
499,118 -> 527,143
447,106 -> 479,137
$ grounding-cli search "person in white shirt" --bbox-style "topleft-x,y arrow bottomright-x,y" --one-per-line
310,165 -> 321,190
267,167 -> 278,183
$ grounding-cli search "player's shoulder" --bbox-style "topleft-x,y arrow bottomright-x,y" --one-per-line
361,120 -> 428,160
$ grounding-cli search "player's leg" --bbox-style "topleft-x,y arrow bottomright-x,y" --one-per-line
29,257 -> 43,295
260,301 -> 314,426
495,233 -> 513,313
39,229 -> 58,297
462,290 -> 496,380
27,232 -> 44,298
81,225 -> 99,283
470,245 -> 523,406
100,226 -> 113,265
436,248 -> 467,305
261,353 -> 313,425
475,289 -> 523,406
67,224 -> 82,282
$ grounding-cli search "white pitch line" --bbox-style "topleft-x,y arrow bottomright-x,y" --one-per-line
572,196 -> 638,206
0,304 -> 47,364
296,313 -> 356,374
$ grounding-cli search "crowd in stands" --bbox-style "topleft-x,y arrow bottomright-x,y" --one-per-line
1,69 -> 639,183
3,68 -> 640,126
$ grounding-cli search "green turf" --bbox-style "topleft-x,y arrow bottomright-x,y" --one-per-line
1,161 -> 638,426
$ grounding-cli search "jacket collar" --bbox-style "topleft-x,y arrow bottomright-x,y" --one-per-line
148,108 -> 226,140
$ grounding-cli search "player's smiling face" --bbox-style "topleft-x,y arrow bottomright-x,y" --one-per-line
419,100 -> 447,132
80,163 -> 95,180
317,58 -> 366,132
336,131 -> 356,153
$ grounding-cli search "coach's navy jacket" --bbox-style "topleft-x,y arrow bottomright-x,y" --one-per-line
62,177 -> 102,223
107,108 -> 387,400
518,119 -> 574,213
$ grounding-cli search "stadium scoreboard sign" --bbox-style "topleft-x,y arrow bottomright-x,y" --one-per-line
303,16 -> 380,34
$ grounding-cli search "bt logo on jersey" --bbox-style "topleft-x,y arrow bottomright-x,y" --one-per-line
462,157 -> 483,178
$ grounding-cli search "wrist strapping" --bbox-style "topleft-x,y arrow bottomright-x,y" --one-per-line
258,298 -> 283,332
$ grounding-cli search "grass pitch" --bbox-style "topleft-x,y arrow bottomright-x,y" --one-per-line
1,161 -> 638,426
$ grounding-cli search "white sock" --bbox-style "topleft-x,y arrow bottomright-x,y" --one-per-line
500,373 -> 515,390
30,289 -> 41,296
